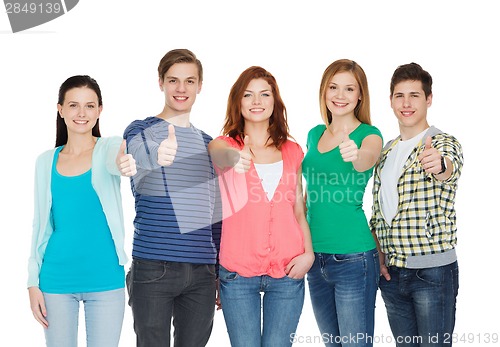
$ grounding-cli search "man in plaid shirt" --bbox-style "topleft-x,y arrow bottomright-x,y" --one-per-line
370,63 -> 464,347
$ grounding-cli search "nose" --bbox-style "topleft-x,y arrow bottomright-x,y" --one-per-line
176,82 -> 186,92
402,96 -> 411,107
252,95 -> 261,105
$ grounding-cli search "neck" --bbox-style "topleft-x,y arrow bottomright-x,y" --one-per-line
158,108 -> 191,127
400,123 -> 430,141
329,115 -> 360,133
63,133 -> 96,154
244,122 -> 273,147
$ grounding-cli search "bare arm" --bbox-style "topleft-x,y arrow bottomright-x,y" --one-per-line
352,134 -> 383,172
285,166 -> 315,279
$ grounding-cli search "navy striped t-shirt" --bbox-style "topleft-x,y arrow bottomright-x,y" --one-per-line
124,116 -> 221,264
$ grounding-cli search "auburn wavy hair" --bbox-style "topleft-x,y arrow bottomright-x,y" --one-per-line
222,66 -> 290,149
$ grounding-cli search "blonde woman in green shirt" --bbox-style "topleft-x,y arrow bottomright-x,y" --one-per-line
301,59 -> 383,347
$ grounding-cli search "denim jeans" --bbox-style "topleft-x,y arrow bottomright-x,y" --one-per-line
307,249 -> 379,347
219,266 -> 305,347
379,261 -> 459,347
43,288 -> 125,347
126,259 -> 216,347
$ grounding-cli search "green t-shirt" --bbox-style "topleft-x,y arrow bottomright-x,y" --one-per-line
302,123 -> 383,254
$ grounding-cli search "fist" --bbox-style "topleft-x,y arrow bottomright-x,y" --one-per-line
234,135 -> 252,174
117,140 -> 137,177
418,136 -> 443,175
339,126 -> 358,162
158,124 -> 178,166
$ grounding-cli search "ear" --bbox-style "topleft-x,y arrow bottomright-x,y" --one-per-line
57,104 -> 63,118
426,93 -> 433,108
97,105 -> 103,118
159,78 -> 164,91
197,81 -> 203,94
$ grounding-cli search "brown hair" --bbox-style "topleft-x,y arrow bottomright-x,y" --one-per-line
390,62 -> 432,98
157,49 -> 203,82
222,66 -> 290,149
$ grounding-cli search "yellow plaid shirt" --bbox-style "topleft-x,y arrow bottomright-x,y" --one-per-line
370,127 -> 464,268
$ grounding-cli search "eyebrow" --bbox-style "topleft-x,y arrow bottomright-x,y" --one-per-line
165,76 -> 198,80
244,89 -> 271,93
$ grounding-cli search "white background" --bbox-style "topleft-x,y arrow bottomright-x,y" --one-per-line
1,1 -> 498,346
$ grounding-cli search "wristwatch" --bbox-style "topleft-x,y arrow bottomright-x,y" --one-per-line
437,156 -> 447,175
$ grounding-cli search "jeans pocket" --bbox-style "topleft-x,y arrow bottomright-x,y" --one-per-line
132,259 -> 168,284
219,266 -> 239,282
416,266 -> 445,285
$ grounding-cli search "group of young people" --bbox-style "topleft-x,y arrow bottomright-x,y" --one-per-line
27,48 -> 463,347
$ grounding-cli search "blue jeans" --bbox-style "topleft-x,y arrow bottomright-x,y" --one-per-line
126,259 -> 216,347
379,261 -> 459,347
219,266 -> 305,347
307,249 -> 379,347
43,288 -> 125,347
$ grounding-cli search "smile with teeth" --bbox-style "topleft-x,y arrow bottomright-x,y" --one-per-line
401,111 -> 414,117
74,120 -> 89,124
174,96 -> 188,101
250,108 -> 265,112
333,102 -> 348,107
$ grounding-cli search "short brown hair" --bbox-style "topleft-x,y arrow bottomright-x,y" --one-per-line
158,49 -> 203,82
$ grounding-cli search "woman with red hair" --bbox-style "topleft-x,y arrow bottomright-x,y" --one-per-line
209,66 -> 313,347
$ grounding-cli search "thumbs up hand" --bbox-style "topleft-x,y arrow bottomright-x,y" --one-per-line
339,126 -> 358,162
418,136 -> 443,174
158,124 -> 178,166
116,140 -> 137,177
234,135 -> 252,174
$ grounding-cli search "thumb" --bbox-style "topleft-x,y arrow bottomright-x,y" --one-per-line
425,136 -> 432,150
167,124 -> 176,143
243,135 -> 251,153
119,139 -> 127,155
343,125 -> 350,142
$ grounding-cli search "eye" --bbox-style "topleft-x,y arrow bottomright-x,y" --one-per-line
86,104 -> 95,109
347,87 -> 354,92
261,93 -> 271,97
69,103 -> 77,107
243,93 -> 252,98
169,79 -> 177,84
329,85 -> 336,90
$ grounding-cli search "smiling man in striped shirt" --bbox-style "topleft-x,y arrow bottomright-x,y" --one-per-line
123,49 -> 221,347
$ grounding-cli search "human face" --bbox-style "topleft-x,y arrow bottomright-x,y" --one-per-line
390,80 -> 432,139
159,62 -> 202,116
241,78 -> 274,125
57,87 -> 101,136
325,71 -> 361,119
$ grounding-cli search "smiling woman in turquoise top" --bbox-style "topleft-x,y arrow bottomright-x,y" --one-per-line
301,59 -> 383,347
27,75 -> 136,347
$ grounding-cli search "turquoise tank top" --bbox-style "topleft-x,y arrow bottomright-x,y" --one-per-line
39,146 -> 124,293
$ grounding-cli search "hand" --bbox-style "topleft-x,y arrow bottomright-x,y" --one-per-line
158,124 -> 178,166
215,278 -> 222,311
418,136 -> 443,175
285,251 -> 315,279
339,125 -> 358,162
29,286 -> 48,328
234,135 -> 252,174
378,251 -> 391,281
116,140 -> 137,177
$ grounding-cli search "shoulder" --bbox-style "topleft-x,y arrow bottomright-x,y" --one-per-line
357,123 -> 383,139
215,135 -> 241,149
283,139 -> 303,153
95,136 -> 122,153
426,126 -> 462,148
124,117 -> 161,138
